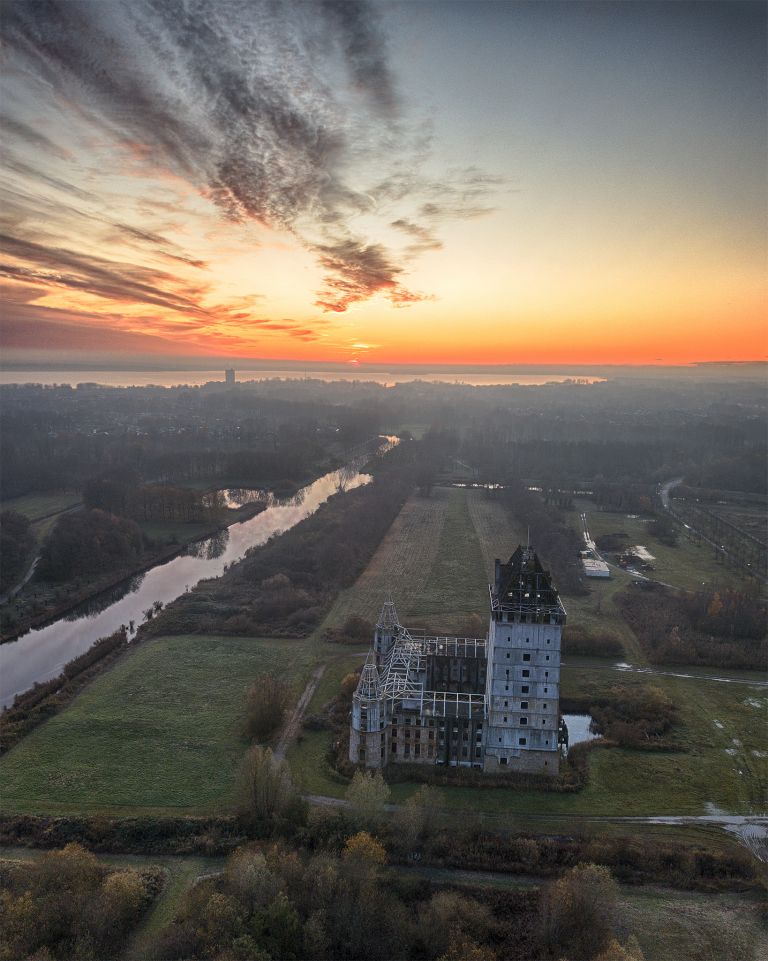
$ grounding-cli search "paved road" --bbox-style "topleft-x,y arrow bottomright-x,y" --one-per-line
659,477 -> 684,511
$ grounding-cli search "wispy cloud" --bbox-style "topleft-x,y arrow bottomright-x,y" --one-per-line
0,234 -> 209,314
2,0 -> 502,323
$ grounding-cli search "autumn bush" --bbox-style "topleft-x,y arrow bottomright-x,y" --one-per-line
237,746 -> 307,829
618,582 -> 767,669
0,843 -> 160,961
539,862 -> 619,960
244,672 -> 291,740
154,840 -> 534,961
578,684 -> 678,749
562,624 -> 623,658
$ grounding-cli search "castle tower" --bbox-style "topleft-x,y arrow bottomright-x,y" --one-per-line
482,546 -> 565,774
373,597 -> 400,666
349,652 -> 387,767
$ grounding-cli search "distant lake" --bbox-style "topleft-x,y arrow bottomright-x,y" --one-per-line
0,369 -> 606,388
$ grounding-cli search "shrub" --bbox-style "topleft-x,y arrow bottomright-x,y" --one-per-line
539,863 -> 619,960
244,673 -> 291,741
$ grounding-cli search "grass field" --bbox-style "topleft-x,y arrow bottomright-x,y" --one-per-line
326,487 -> 518,632
619,886 -> 767,961
0,490 -> 82,569
137,518 -> 223,546
572,499 -> 746,593
289,659 -> 768,815
0,490 -> 82,521
0,634 -> 316,815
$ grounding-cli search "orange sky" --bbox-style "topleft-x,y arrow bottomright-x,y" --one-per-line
2,1 -> 766,367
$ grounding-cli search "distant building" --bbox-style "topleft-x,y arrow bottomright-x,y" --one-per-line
350,546 -> 565,774
581,557 -> 611,578
224,368 -> 235,386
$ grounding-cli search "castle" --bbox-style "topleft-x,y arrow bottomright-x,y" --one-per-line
349,546 -> 565,774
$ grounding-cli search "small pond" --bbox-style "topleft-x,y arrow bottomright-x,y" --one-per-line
561,713 -> 600,749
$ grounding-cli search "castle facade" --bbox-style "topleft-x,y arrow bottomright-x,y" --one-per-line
349,546 -> 565,774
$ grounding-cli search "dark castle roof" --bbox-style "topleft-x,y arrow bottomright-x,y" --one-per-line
491,546 -> 564,614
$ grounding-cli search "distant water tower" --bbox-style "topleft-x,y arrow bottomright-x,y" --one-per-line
224,368 -> 235,386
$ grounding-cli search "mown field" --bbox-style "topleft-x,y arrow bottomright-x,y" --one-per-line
0,634 -> 316,815
619,885 -> 767,961
326,486 -> 519,632
0,490 -> 83,564
289,664 -> 768,816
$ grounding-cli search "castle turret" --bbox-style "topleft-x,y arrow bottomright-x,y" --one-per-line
373,597 -> 400,666
349,652 -> 388,767
482,546 -> 565,774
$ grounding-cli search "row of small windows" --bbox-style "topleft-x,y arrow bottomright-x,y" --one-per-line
501,700 -> 548,709
504,652 -> 550,661
505,634 -> 553,645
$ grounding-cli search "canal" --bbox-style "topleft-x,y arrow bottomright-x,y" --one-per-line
0,440 -> 396,707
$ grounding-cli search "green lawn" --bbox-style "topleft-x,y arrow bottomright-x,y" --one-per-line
4,486 -> 763,823
137,518 -> 223,546
0,634 -> 316,815
0,490 -> 81,521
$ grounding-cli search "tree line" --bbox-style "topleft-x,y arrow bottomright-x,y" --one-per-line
84,473 -> 226,523
0,510 -> 34,593
36,510 -> 145,582
154,831 -> 644,961
618,583 -> 767,670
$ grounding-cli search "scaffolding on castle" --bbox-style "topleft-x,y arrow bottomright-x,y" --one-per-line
357,601 -> 488,714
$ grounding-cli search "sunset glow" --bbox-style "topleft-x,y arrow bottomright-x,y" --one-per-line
1,1 -> 765,367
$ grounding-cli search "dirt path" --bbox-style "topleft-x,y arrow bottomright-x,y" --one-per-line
274,664 -> 327,760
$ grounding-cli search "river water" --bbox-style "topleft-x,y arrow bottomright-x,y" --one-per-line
0,446 -> 394,708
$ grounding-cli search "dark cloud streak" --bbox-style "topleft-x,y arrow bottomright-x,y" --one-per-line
2,0 -> 502,315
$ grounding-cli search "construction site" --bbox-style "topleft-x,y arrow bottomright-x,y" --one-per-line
350,546 -> 566,774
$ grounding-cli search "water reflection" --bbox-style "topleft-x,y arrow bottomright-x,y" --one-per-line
61,574 -> 145,622
183,529 -> 230,560
0,443 -> 396,707
561,713 -> 600,750
221,487 -> 269,509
